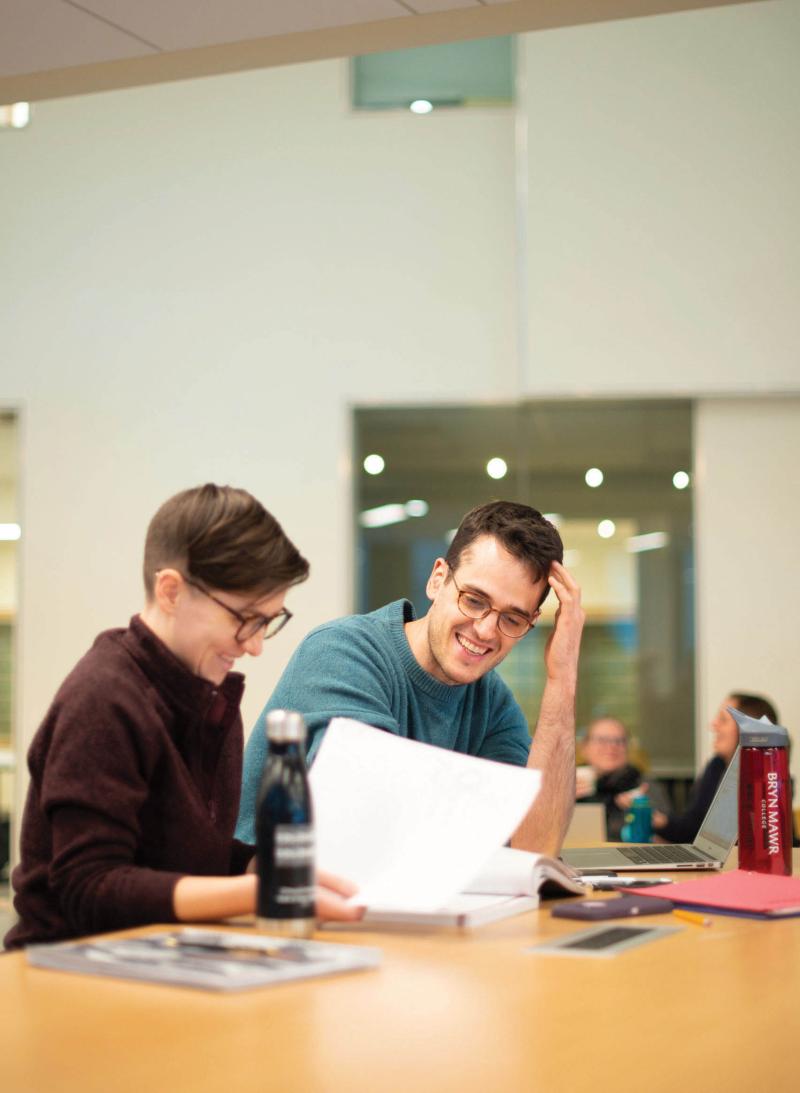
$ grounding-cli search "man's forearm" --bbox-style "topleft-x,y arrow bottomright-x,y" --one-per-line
510,675 -> 576,856
511,562 -> 584,856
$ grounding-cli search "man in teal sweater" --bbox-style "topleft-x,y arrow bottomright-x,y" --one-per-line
237,501 -> 585,856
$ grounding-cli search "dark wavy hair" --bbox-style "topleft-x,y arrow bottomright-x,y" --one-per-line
445,500 -> 563,607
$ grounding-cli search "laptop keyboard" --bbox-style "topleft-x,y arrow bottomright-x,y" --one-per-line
618,844 -> 708,864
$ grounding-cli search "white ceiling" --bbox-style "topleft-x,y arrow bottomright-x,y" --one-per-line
0,0 -> 436,77
1,0 -> 760,103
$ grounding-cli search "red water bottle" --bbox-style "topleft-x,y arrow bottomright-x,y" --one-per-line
731,707 -> 792,876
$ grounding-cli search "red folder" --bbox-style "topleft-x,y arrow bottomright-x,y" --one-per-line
629,870 -> 800,918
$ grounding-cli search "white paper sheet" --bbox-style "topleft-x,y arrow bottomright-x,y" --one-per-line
309,718 -> 541,913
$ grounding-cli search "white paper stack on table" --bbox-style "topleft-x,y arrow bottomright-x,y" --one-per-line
310,718 -> 585,927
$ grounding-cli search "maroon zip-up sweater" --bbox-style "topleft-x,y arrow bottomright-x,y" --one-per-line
5,616 -> 254,949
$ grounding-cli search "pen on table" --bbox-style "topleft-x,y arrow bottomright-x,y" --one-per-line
583,876 -> 672,890
672,908 -> 713,928
163,936 -> 312,962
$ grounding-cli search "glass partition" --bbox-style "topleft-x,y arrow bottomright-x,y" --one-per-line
352,37 -> 513,111
354,400 -> 694,780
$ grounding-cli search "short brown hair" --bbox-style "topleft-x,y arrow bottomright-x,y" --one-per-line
445,500 -> 563,606
143,484 -> 309,599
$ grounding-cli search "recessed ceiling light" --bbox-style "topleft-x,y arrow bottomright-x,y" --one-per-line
597,519 -> 616,539
672,471 -> 690,490
486,457 -> 508,480
585,467 -> 604,488
363,453 -> 385,476
409,100 -> 433,115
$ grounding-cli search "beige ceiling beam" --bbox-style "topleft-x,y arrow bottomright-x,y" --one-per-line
0,0 -> 765,104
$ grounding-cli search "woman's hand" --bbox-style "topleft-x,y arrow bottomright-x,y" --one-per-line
316,870 -> 365,923
614,784 -> 649,811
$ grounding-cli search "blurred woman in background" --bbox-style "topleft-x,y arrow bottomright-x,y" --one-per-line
653,692 -> 778,843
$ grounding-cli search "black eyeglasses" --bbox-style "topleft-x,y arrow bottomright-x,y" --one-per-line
183,576 -> 292,642
449,571 -> 537,639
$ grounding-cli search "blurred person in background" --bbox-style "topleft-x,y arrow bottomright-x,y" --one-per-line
576,716 -> 667,839
653,692 -> 782,843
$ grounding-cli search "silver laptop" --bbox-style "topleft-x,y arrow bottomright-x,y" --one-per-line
561,749 -> 739,872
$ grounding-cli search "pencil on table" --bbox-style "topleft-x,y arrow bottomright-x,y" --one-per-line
672,908 -> 713,928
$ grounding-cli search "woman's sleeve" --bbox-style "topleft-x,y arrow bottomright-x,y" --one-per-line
657,758 -> 725,844
42,700 -> 181,936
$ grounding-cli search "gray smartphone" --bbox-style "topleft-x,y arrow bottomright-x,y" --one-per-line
551,894 -> 674,921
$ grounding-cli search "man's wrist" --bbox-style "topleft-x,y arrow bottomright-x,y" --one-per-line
544,670 -> 578,694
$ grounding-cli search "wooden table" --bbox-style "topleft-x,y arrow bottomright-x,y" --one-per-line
3,853 -> 798,1093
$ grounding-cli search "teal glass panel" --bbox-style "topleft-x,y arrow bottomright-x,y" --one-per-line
353,37 -> 513,110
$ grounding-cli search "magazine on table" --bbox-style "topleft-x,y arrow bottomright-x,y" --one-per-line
26,927 -> 381,992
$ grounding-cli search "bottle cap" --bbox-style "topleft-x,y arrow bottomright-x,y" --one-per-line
728,706 -> 789,748
265,709 -> 307,744
738,724 -> 789,748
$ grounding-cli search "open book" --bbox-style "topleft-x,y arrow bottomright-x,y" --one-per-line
344,847 -> 586,929
26,928 -> 381,992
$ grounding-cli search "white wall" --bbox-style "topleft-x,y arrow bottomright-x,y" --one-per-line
2,1 -> 800,842
695,398 -> 800,783
0,59 -> 516,796
522,0 -> 800,395
516,0 -> 800,783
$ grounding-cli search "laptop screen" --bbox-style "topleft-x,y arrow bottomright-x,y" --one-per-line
694,748 -> 740,857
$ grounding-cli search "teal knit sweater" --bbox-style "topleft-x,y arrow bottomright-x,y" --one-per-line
236,599 -> 531,843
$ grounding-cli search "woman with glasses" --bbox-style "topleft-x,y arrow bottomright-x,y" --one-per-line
5,484 -> 361,949
575,717 -> 646,840
574,717 -> 670,839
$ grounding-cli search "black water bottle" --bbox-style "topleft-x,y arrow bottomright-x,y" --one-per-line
256,709 -> 315,937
